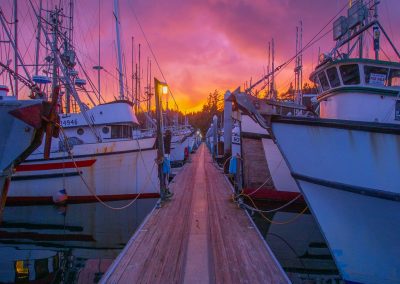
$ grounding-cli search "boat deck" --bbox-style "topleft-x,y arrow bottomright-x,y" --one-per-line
100,144 -> 289,283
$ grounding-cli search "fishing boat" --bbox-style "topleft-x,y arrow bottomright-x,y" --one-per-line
232,1 -> 400,283
0,82 -> 60,214
2,1 -> 159,204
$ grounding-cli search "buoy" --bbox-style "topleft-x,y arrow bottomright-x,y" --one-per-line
52,188 -> 68,204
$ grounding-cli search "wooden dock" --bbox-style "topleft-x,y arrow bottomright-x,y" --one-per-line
101,144 -> 289,284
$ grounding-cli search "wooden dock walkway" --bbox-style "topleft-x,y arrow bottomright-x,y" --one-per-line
101,144 -> 289,284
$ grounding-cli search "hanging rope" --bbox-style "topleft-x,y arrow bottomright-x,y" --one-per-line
57,124 -> 158,210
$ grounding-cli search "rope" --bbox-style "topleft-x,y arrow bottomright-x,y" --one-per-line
57,124 -> 157,210
248,203 -> 308,225
222,154 -> 306,224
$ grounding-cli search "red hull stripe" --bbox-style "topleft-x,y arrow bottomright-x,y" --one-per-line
6,193 -> 160,205
15,159 -> 96,172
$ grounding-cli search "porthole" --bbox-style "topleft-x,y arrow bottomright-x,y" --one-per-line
102,126 -> 110,134
77,128 -> 84,135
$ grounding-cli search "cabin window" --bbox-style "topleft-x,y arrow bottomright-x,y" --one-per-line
388,69 -> 400,86
364,66 -> 388,86
326,67 -> 341,88
339,64 -> 360,85
312,76 -> 323,93
318,72 -> 330,91
111,125 -> 132,139
77,128 -> 84,135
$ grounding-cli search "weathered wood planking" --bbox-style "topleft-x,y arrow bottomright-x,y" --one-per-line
242,137 -> 274,189
101,144 -> 289,284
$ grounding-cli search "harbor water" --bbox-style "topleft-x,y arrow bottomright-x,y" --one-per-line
0,198 -> 344,284
252,205 -> 344,284
0,199 -> 157,283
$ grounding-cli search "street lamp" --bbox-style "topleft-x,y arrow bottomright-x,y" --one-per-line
154,78 -> 169,203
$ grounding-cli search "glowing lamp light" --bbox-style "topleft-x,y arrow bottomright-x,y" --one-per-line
162,85 -> 168,95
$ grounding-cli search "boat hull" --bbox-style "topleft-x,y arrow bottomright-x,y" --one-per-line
271,117 -> 400,284
8,138 -> 159,203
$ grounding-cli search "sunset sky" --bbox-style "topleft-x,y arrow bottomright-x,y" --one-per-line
2,0 -> 400,112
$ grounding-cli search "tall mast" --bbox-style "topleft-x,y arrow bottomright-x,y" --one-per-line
34,0 -> 42,76
51,9 -> 59,96
131,36 -> 134,103
13,0 -> 18,98
148,58 -> 151,113
113,0 -> 125,100
373,0 -> 379,60
295,21 -> 303,105
267,41 -> 270,96
137,43 -> 141,112
65,0 -> 74,113
271,38 -> 275,100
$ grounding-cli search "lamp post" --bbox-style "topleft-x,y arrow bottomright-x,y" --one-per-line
154,78 -> 169,203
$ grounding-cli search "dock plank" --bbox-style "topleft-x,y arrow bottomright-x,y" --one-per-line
101,144 -> 288,284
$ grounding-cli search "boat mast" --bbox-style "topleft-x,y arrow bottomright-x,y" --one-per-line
113,0 -> 125,100
131,36 -> 134,103
34,0 -> 42,76
65,0 -> 74,113
51,9 -> 59,97
294,21 -> 303,106
271,38 -> 275,100
93,0 -> 103,105
137,43 -> 141,112
267,41 -> 270,96
13,0 -> 18,98
373,0 -> 379,60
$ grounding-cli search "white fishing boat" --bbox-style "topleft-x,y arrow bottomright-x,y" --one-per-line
233,1 -> 400,283
3,1 -> 159,203
9,101 -> 159,203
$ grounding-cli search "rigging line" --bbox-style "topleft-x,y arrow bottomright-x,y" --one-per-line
128,3 -> 179,111
251,0 -> 373,93
58,124 -> 157,210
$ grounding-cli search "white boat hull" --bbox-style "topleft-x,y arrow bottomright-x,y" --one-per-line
271,117 -> 400,284
8,138 -> 159,202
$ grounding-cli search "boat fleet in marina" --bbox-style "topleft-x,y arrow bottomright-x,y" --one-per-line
0,0 -> 201,206
1,0 -> 399,283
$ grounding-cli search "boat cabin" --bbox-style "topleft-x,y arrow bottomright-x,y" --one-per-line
310,58 -> 400,124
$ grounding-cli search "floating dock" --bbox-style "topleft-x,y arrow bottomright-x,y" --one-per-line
101,144 -> 289,283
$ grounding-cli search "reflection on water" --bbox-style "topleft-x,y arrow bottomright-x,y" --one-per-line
252,207 -> 345,284
0,199 -> 157,284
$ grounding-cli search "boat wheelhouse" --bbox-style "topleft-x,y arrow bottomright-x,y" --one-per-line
311,58 -> 400,123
